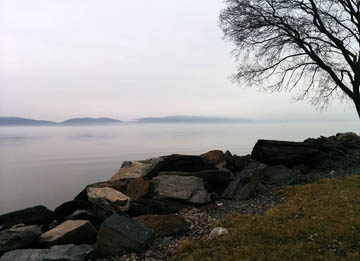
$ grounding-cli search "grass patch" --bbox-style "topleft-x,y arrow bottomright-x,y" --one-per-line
173,176 -> 360,261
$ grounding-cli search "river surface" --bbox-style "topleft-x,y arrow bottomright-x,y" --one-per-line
0,121 -> 358,214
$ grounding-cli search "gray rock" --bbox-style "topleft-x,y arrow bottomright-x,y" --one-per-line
0,225 -> 42,252
97,214 -> 154,256
0,244 -> 93,261
43,244 -> 93,261
157,170 -> 232,194
0,249 -> 49,261
152,175 -> 211,204
38,220 -> 97,247
262,165 -> 296,186
222,162 -> 267,200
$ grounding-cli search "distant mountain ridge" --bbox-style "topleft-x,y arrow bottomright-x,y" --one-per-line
0,115 -> 250,126
0,117 -> 122,126
136,115 -> 250,123
61,118 -> 122,125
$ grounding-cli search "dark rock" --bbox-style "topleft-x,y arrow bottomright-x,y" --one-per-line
133,214 -> 188,237
158,154 -> 217,172
262,165 -> 296,186
126,178 -> 150,200
87,187 -> 130,219
128,198 -> 186,217
74,179 -> 129,201
97,214 -> 154,256
53,200 -> 91,221
224,150 -> 235,166
65,209 -> 102,226
0,225 -> 42,253
232,154 -> 253,171
0,244 -> 93,261
0,205 -> 54,229
251,139 -> 325,168
152,175 -> 211,204
222,162 -> 267,200
157,170 -> 232,194
38,220 -> 97,247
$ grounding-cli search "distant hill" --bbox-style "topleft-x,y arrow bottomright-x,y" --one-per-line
61,118 -> 122,125
136,115 -> 250,123
0,117 -> 58,126
0,117 -> 122,126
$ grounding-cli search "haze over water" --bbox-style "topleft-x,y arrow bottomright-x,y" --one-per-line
0,121 -> 358,214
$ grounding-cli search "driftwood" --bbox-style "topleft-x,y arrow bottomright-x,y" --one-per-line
251,140 -> 325,168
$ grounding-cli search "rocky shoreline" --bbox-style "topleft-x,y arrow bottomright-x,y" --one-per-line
1,132 -> 360,261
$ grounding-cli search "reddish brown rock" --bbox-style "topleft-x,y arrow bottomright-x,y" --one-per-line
133,214 -> 188,237
201,150 -> 225,166
126,178 -> 150,200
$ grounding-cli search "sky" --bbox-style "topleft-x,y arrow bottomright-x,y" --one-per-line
0,0 -> 358,122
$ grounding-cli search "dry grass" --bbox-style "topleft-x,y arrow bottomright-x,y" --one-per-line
173,175 -> 360,261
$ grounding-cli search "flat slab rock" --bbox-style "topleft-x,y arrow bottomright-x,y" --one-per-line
152,175 -> 211,204
0,205 -> 54,229
111,158 -> 161,180
0,225 -> 42,253
0,244 -> 93,261
97,214 -> 154,256
38,220 -> 97,247
87,187 -> 130,219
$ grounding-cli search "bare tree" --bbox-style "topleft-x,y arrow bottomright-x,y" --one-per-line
220,0 -> 360,118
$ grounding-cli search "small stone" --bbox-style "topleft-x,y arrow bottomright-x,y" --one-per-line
209,227 -> 229,239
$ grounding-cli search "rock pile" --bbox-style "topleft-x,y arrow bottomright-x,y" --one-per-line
1,132 -> 360,260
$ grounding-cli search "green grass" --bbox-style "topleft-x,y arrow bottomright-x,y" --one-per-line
173,176 -> 360,261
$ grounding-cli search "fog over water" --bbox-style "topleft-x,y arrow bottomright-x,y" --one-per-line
0,121 -> 358,214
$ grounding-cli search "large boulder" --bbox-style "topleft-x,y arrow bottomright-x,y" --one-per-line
111,158 -> 162,180
0,206 -> 54,229
97,214 -> 154,256
53,200 -> 91,221
126,178 -> 150,200
74,179 -> 129,201
222,162 -> 267,200
128,198 -> 186,217
0,244 -> 93,261
157,170 -> 232,194
0,225 -> 42,253
158,154 -> 217,172
38,220 -> 97,247
152,175 -> 211,204
87,187 -> 130,219
262,165 -> 296,186
133,214 -> 188,237
251,139 -> 325,168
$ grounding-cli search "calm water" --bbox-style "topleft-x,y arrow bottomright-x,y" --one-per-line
0,121 -> 358,214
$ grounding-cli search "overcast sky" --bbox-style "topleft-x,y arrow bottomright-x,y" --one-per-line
0,0 -> 357,121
